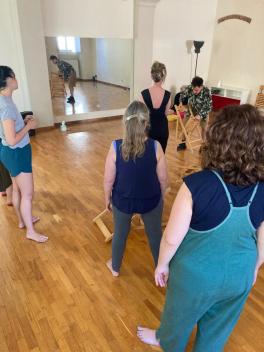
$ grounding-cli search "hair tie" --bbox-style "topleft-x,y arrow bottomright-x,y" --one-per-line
126,114 -> 138,121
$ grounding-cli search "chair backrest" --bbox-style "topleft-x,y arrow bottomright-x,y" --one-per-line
255,85 -> 264,108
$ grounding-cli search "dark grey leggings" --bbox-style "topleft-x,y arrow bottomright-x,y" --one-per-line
112,199 -> 163,272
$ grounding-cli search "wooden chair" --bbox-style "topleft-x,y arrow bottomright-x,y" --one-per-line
93,209 -> 113,242
93,211 -> 169,243
50,72 -> 66,98
175,105 -> 202,153
255,85 -> 264,109
93,189 -> 171,242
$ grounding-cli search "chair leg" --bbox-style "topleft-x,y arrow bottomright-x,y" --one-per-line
93,210 -> 113,242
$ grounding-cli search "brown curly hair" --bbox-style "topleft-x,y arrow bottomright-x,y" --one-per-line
201,104 -> 264,186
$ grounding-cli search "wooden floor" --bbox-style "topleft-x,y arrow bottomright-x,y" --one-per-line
0,119 -> 264,351
52,81 -> 130,117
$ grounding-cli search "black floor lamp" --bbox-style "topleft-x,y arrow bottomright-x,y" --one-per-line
193,41 -> 204,76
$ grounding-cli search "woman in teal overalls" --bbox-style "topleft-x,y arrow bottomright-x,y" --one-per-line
137,104 -> 264,351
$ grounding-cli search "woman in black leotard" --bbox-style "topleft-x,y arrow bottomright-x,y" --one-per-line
141,62 -> 172,153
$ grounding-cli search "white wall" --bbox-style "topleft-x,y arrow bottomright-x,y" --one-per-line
45,37 -> 59,73
95,38 -> 132,87
41,0 -> 134,39
79,38 -> 96,80
16,0 -> 53,127
152,0 -> 218,94
0,0 -> 30,110
0,0 -> 53,127
133,0 -> 157,98
207,0 -> 264,104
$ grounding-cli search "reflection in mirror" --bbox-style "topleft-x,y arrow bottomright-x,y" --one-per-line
45,36 -> 132,118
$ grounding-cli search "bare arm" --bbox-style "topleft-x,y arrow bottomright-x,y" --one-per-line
165,97 -> 174,116
156,142 -> 168,197
2,118 -> 36,146
155,183 -> 193,286
253,221 -> 264,285
139,94 -> 144,103
103,143 -> 116,210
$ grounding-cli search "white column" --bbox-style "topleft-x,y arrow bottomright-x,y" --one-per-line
0,0 -> 31,111
16,0 -> 54,127
132,0 -> 160,99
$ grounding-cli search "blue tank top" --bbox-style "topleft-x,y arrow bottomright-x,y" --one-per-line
184,170 -> 264,231
112,138 -> 161,214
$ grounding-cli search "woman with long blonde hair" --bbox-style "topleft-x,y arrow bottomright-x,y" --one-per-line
104,101 -> 168,277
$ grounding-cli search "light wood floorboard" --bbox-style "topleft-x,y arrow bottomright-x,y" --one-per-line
0,119 -> 263,351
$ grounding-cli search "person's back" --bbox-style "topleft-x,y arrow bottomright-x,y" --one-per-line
104,100 -> 168,277
141,88 -> 170,143
141,61 -> 171,152
112,138 -> 161,214
138,104 -> 264,351
184,169 -> 264,232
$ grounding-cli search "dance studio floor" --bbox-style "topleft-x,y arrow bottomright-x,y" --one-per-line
52,81 -> 130,118
0,119 -> 263,351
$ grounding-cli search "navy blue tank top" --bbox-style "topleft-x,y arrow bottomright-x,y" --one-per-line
184,170 -> 264,231
112,138 -> 161,214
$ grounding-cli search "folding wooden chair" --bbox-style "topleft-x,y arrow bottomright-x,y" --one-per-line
255,85 -> 264,109
93,189 -> 171,242
50,72 -> 66,98
175,105 -> 202,152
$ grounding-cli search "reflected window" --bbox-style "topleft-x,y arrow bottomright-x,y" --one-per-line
57,36 -> 80,53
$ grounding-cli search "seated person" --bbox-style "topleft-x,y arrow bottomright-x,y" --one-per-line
177,76 -> 212,150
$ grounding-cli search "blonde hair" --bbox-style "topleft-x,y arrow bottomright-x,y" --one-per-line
151,61 -> 167,83
121,101 -> 150,161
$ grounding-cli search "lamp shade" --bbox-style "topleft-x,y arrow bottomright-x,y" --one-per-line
193,41 -> 204,54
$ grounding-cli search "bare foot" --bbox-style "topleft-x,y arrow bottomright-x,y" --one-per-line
19,216 -> 40,229
26,233 -> 48,243
137,327 -> 160,347
106,259 -> 119,277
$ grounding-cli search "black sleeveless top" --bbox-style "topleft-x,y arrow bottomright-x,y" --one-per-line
141,89 -> 171,151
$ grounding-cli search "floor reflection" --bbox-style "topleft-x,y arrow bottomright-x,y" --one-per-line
52,81 -> 130,117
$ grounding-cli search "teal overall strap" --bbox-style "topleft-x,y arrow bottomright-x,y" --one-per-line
248,183 -> 259,205
211,170 -> 233,206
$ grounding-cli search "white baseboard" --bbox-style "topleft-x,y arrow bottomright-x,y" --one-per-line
54,108 -> 125,123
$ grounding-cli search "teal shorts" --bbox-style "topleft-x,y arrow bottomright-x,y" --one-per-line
0,143 -> 32,177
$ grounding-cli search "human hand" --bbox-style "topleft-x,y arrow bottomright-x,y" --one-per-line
193,115 -> 201,120
155,264 -> 169,287
252,265 -> 260,286
105,199 -> 112,212
167,109 -> 175,115
24,115 -> 34,123
26,117 -> 37,129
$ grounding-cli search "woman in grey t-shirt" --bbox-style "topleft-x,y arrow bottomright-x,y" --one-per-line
0,66 -> 48,243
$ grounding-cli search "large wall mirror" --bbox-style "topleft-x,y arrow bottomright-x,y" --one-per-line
45,36 -> 133,121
